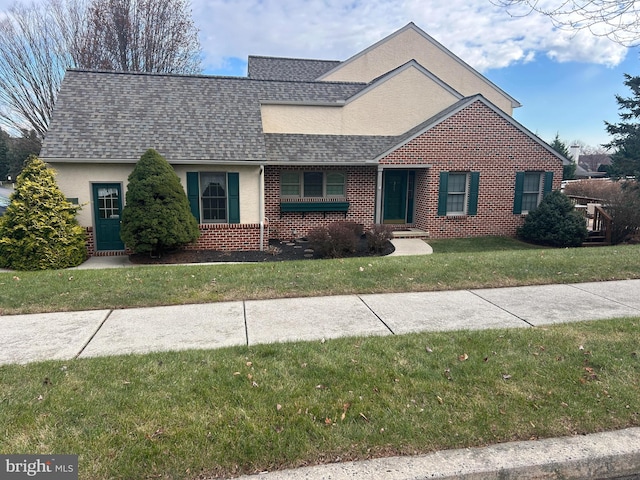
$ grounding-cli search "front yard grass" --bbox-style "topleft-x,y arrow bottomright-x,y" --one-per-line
1,242 -> 640,315
1,318 -> 638,479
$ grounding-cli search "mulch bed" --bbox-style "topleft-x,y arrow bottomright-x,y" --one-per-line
129,237 -> 395,265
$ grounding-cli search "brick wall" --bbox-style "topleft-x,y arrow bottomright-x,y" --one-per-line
265,165 -> 377,239
185,223 -> 269,251
380,100 -> 563,238
87,223 -> 269,256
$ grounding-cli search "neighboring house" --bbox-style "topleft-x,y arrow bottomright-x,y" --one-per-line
577,154 -> 610,178
41,22 -> 564,256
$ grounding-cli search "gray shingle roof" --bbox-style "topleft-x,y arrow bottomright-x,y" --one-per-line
264,133 -> 397,164
248,56 -> 341,81
41,70 -> 366,163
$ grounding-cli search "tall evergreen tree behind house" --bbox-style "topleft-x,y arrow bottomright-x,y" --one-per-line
0,156 -> 87,270
120,149 -> 199,257
604,74 -> 640,178
549,133 -> 575,180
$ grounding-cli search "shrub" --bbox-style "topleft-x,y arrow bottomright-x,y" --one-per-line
120,149 -> 199,257
307,221 -> 361,258
366,224 -> 394,253
0,156 -> 87,270
607,181 -> 640,244
517,190 -> 588,247
564,179 -> 640,244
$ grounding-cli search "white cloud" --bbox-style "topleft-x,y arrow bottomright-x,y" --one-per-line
0,0 -> 630,72
192,0 -> 629,73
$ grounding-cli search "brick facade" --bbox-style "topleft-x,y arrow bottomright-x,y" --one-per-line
265,165 -> 377,240
379,100 -> 563,238
87,100 -> 563,255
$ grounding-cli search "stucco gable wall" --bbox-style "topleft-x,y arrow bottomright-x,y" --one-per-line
322,27 -> 514,115
380,100 -> 563,238
262,66 -> 460,135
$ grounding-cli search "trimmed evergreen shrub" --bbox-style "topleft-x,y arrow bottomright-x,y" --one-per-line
0,156 -> 87,270
120,149 -> 199,256
517,190 -> 588,247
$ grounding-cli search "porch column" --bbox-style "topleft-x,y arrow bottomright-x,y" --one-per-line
375,166 -> 384,224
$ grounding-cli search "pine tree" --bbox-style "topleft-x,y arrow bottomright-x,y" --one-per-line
0,156 -> 87,270
604,74 -> 640,178
549,133 -> 575,180
120,149 -> 199,256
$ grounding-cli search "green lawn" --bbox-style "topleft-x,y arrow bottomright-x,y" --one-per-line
1,240 -> 640,315
1,319 -> 638,479
1,238 -> 640,479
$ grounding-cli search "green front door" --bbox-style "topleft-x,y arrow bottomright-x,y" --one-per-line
383,170 -> 408,223
93,183 -> 124,250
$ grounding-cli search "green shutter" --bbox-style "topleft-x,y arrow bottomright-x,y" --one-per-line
513,171 -> 524,214
468,172 -> 480,216
186,172 -> 200,222
227,172 -> 240,224
437,171 -> 449,216
543,171 -> 554,196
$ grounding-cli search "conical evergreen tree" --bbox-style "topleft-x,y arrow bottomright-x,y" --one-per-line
517,190 -> 588,247
0,156 -> 87,270
120,149 -> 199,256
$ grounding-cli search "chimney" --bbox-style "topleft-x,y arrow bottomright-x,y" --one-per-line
569,144 -> 580,163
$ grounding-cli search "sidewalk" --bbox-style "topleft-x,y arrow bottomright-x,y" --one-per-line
3,278 -> 640,365
1,252 -> 640,479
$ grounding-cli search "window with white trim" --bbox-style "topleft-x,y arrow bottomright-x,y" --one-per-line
200,172 -> 227,222
521,172 -> 543,213
280,171 -> 346,198
446,172 -> 469,215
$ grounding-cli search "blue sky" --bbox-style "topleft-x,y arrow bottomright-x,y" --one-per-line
2,0 -> 638,149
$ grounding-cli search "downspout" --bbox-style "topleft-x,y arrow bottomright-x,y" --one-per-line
259,164 -> 265,251
375,166 -> 384,223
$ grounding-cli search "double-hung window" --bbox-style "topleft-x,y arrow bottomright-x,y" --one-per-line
513,171 -> 553,214
280,171 -> 346,198
200,173 -> 227,222
437,171 -> 480,216
521,172 -> 542,213
186,171 -> 240,223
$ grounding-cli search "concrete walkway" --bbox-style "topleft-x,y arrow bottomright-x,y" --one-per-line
1,248 -> 640,479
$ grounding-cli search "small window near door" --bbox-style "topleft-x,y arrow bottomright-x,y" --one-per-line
97,187 -> 120,219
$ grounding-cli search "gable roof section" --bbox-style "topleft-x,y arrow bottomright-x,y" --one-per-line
373,95 -> 565,164
41,69 -> 366,163
318,23 -> 520,111
248,56 -> 341,81
260,60 -> 464,136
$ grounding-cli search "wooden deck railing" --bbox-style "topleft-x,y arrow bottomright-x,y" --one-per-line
566,195 -> 612,245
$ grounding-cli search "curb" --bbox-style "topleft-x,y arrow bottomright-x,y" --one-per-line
231,427 -> 640,479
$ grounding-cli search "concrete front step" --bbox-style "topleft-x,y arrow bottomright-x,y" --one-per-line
391,228 -> 429,239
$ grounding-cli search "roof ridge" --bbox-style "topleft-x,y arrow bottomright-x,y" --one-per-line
248,55 -> 341,63
65,68 -> 367,86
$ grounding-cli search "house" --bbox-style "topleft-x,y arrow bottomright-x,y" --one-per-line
41,23 -> 564,256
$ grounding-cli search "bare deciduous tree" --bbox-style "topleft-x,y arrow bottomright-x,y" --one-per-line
0,2 -> 75,137
78,0 -> 201,73
491,0 -> 640,46
0,0 -> 201,138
